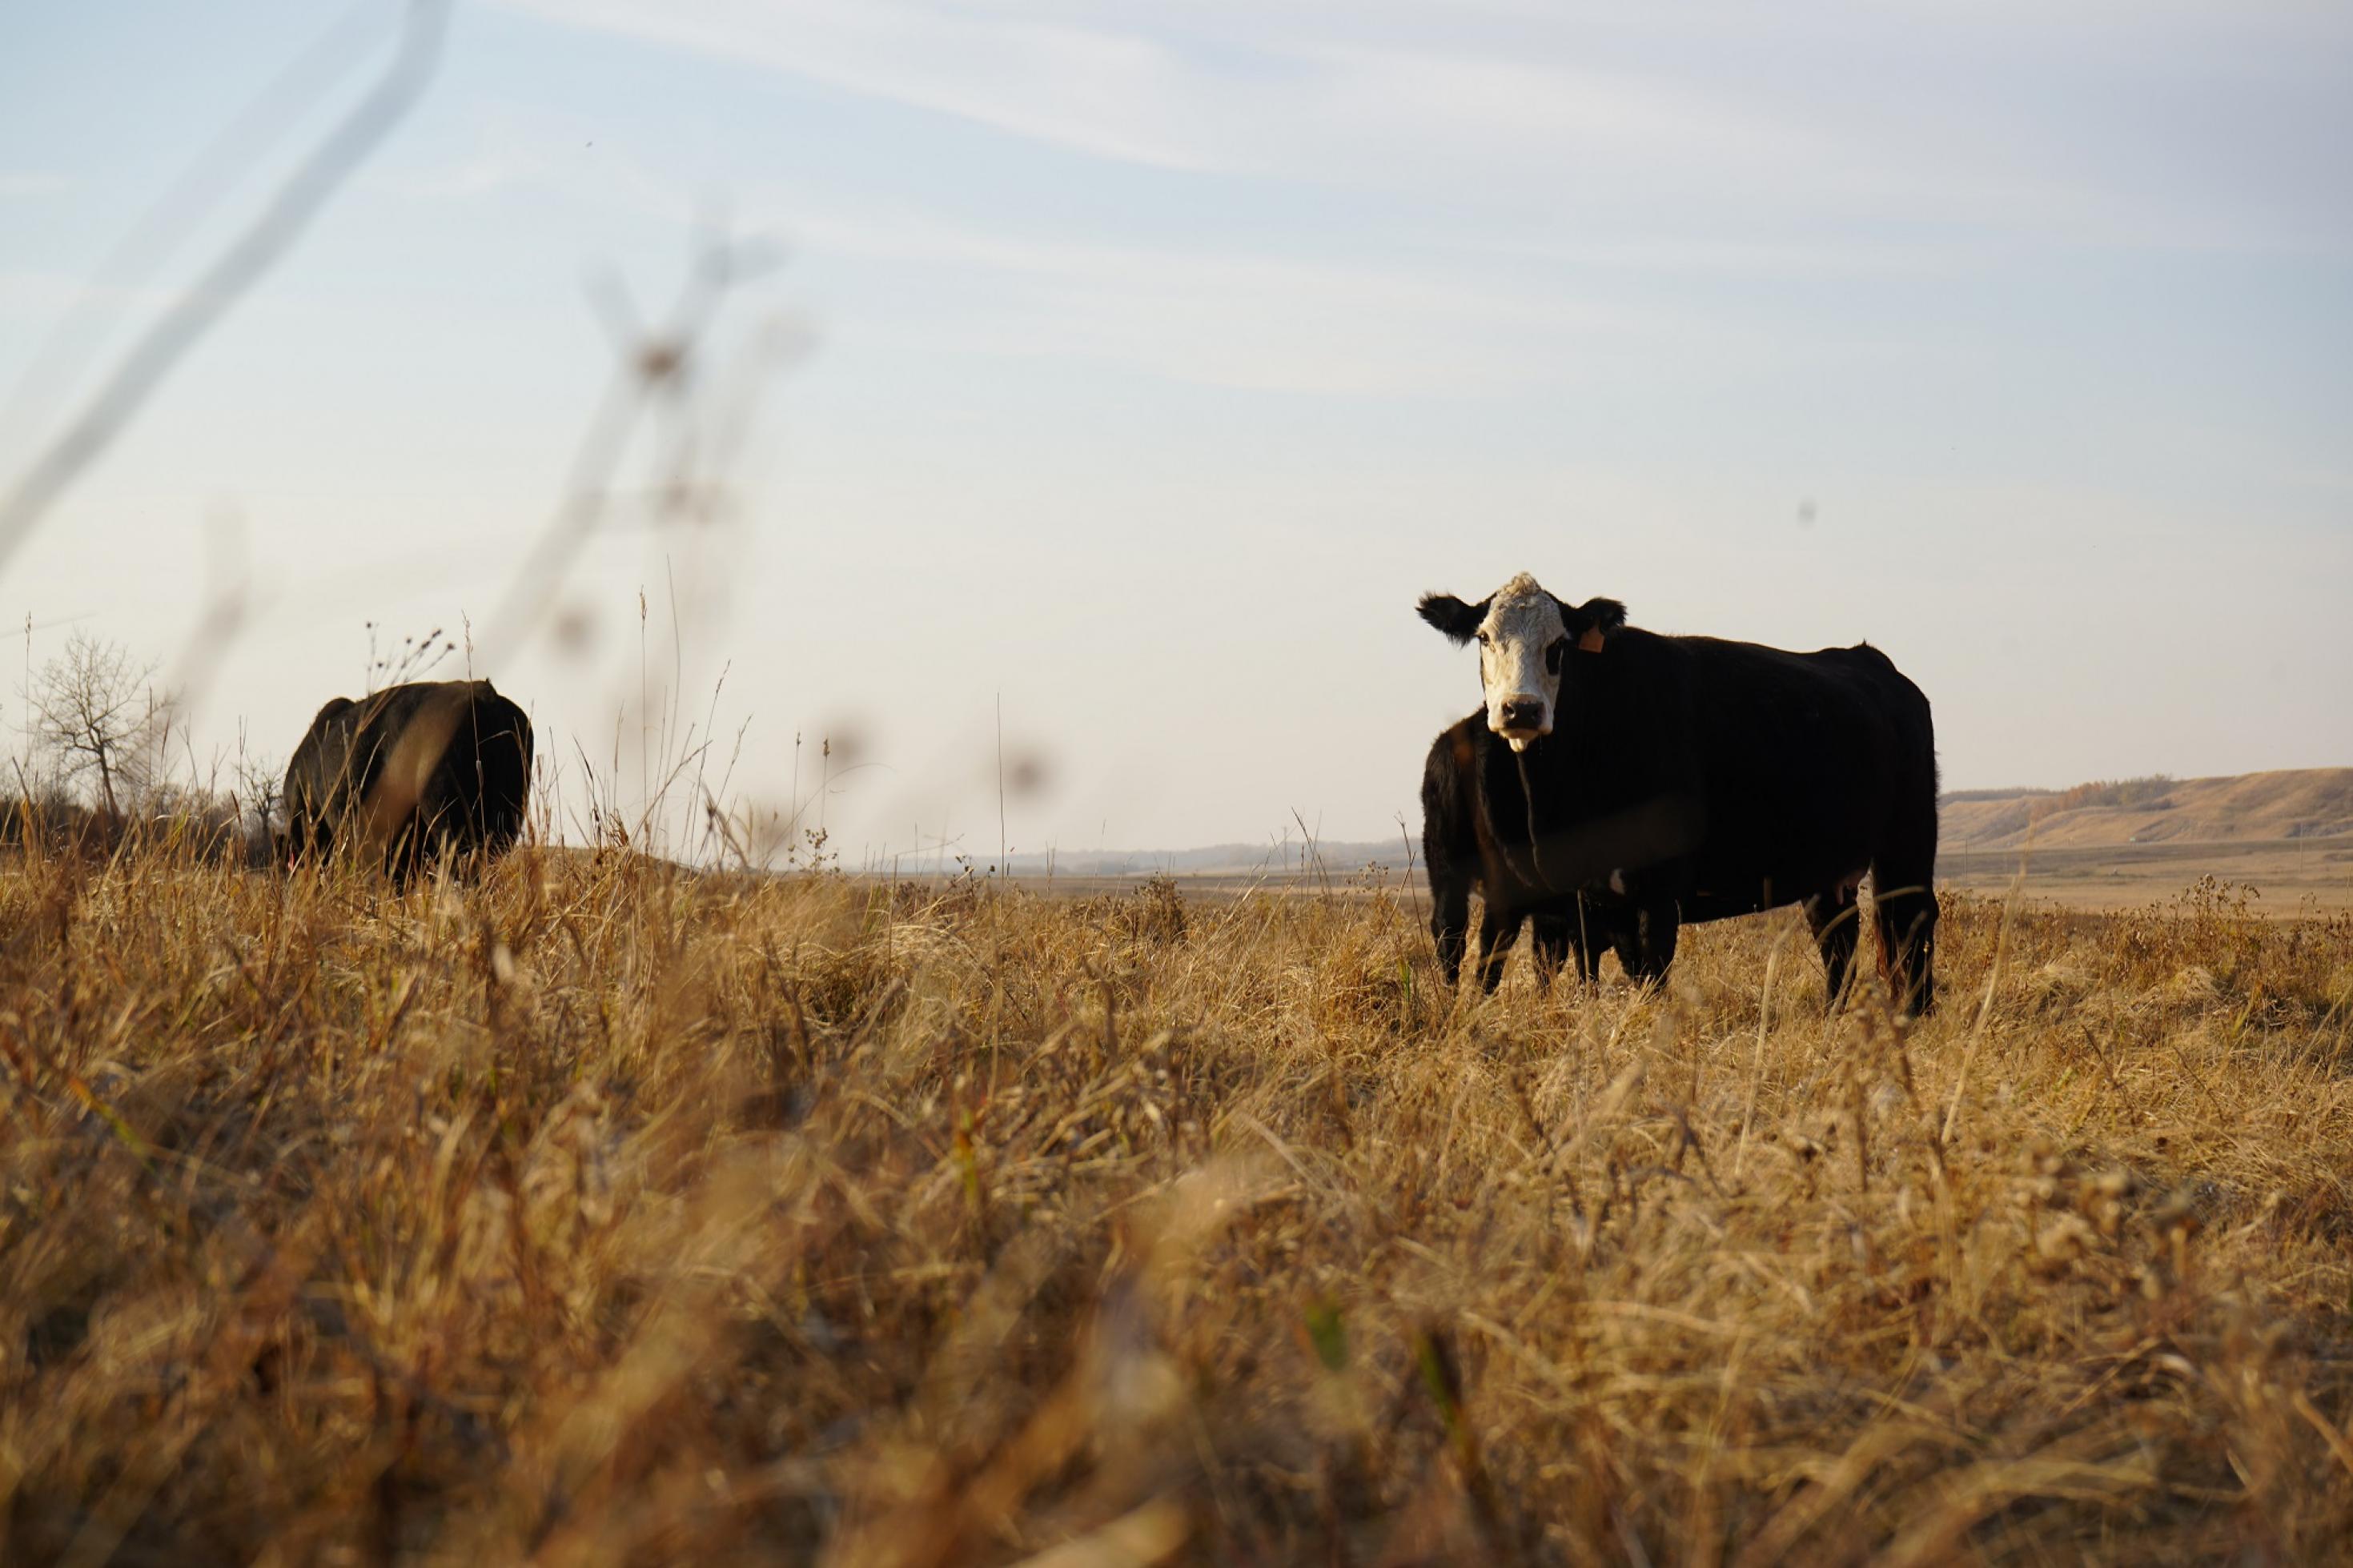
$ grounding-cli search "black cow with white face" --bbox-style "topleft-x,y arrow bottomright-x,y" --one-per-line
282,678 -> 534,882
1418,572 -> 1940,1014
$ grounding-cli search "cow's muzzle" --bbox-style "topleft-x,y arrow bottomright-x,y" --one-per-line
1495,698 -> 1548,742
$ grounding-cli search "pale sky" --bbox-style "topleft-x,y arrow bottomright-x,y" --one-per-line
2,0 -> 2348,861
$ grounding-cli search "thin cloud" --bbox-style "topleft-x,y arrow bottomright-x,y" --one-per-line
0,172 -> 72,199
785,202 -> 1796,394
398,144 -> 559,199
500,0 -> 1860,190
503,0 -> 1219,170
0,271 -> 179,321
504,0 -> 2351,253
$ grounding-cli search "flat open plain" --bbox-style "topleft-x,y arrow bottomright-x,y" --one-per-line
1019,835 -> 2353,914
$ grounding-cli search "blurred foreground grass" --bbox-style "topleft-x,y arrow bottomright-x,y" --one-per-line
2,844 -> 2350,1564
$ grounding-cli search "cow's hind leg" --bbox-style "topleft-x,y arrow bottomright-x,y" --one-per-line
1873,869 -> 1939,1018
1873,776 -> 1942,1016
387,835 -> 420,891
1805,888 -> 1861,1008
1612,898 -> 1680,987
1476,906 -> 1526,993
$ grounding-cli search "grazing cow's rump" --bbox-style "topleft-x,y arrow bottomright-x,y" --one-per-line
1418,574 -> 1940,1013
282,679 -> 533,880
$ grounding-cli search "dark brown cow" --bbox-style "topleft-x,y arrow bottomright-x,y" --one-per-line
283,679 -> 532,880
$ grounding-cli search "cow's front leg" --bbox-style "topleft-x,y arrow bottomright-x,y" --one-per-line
1476,906 -> 1526,993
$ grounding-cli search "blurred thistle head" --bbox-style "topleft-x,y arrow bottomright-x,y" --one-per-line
552,603 -> 600,659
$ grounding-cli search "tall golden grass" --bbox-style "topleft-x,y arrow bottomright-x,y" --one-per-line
2,842 -> 2349,1564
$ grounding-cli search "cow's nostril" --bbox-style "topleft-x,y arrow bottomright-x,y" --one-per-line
1499,700 -> 1545,731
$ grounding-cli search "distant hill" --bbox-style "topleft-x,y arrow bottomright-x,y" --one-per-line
981,769 -> 2353,882
1939,768 -> 2353,851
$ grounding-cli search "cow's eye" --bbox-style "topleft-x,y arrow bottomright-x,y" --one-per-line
1475,631 -> 1491,646
1545,639 -> 1566,674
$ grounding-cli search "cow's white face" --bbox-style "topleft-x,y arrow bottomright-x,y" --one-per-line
1468,574 -> 1569,748
1417,573 -> 1624,752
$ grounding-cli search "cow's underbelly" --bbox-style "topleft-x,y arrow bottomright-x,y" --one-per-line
1677,840 -> 1872,920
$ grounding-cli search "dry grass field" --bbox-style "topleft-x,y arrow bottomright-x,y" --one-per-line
3,840 -> 2352,1566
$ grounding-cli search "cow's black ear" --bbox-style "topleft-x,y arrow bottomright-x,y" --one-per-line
1418,593 -> 1486,644
1556,595 -> 1628,652
1577,597 -> 1627,636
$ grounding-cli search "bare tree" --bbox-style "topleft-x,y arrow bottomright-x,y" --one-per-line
27,632 -> 169,820
231,721 -> 283,843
